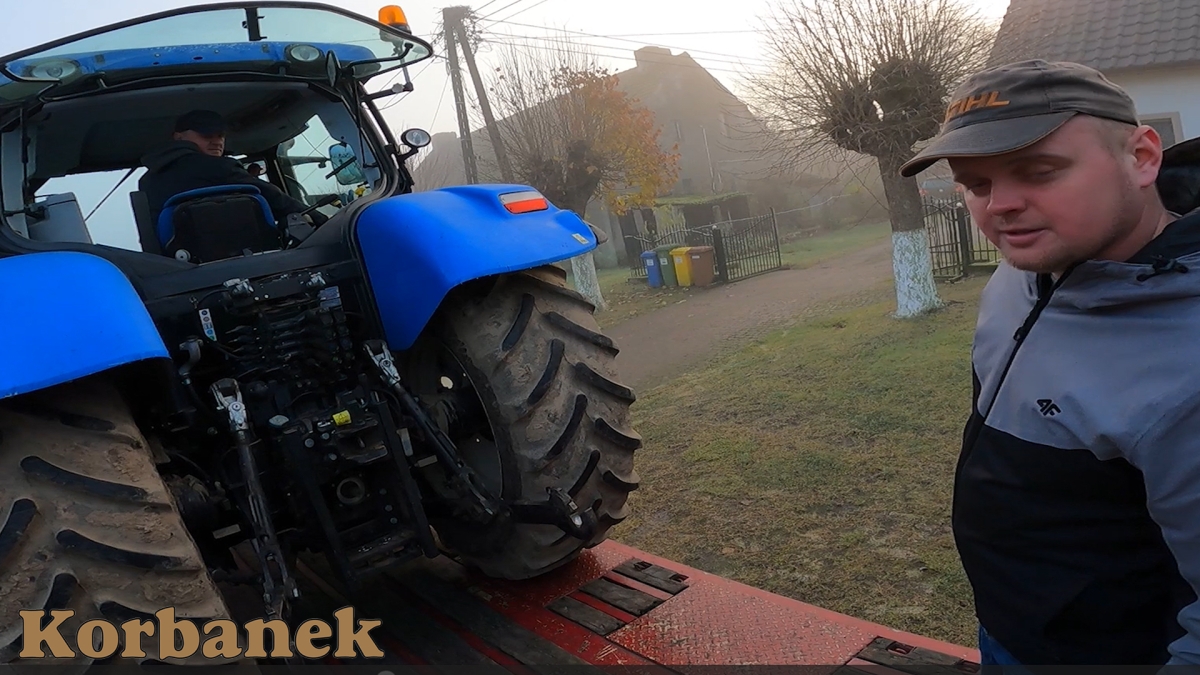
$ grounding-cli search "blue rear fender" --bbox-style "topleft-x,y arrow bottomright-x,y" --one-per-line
355,184 -> 597,350
0,252 -> 169,399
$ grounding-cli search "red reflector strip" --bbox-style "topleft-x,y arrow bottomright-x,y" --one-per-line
500,190 -> 549,214
505,198 -> 548,214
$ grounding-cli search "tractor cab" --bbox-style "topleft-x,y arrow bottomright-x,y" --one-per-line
0,2 -> 433,264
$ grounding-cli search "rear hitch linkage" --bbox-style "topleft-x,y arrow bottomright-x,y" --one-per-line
363,340 -> 597,540
510,487 -> 596,541
211,378 -> 299,622
365,340 -> 501,525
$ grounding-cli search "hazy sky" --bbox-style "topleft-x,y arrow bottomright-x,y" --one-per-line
5,0 -> 1012,139
1,0 -> 1010,249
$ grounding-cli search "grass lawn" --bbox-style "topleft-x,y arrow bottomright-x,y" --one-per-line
613,274 -> 990,648
578,221 -> 894,328
778,221 -> 892,269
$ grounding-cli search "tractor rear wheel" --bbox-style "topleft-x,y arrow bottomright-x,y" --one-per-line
404,265 -> 641,580
0,375 -> 242,666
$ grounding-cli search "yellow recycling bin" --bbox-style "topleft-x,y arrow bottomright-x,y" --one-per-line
670,246 -> 694,287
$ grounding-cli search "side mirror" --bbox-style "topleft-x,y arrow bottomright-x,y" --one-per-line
397,128 -> 431,161
401,128 -> 431,149
325,51 -> 342,88
328,143 -> 366,185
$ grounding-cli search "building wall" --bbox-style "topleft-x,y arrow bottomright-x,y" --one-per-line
1106,65 -> 1200,145
619,48 -> 767,200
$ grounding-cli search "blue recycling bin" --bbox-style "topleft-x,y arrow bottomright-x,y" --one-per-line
641,250 -> 663,288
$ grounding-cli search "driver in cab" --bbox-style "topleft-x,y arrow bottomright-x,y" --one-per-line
139,109 -> 328,228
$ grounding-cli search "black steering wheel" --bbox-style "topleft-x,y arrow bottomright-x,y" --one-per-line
280,193 -> 341,248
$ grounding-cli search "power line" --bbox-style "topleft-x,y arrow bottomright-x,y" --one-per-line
489,0 -> 550,23
486,20 -> 771,65
603,29 -> 758,37
429,74 -> 451,130
482,31 -> 769,72
479,35 -> 760,77
473,0 -> 503,12
477,0 -> 527,21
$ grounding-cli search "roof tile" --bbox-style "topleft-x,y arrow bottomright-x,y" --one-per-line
988,0 -> 1200,71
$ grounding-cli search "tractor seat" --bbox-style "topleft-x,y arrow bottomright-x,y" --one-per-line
154,185 -> 280,263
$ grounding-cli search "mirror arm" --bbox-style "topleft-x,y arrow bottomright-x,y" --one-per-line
324,156 -> 360,180
366,82 -> 411,101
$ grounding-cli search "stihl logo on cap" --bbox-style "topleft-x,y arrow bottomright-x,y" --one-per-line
944,91 -> 1010,122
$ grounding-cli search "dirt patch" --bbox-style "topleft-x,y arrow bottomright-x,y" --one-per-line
141,574 -> 225,613
84,509 -> 177,545
0,550 -> 50,629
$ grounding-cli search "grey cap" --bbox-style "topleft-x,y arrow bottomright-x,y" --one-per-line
899,59 -> 1140,177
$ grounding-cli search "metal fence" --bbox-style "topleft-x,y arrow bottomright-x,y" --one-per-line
713,211 -> 783,283
625,209 -> 783,285
923,197 -> 1000,280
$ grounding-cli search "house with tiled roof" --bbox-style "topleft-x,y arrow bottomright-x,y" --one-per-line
988,0 -> 1200,146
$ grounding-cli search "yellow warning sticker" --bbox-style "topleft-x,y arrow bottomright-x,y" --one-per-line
333,410 -> 352,426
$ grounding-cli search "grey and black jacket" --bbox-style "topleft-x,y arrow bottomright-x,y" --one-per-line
955,209 -> 1200,665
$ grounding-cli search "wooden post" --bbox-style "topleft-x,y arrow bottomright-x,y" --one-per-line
456,23 -> 515,183
442,6 -> 478,184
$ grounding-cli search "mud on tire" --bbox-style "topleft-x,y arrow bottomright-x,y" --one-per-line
410,264 -> 642,580
0,376 -> 239,666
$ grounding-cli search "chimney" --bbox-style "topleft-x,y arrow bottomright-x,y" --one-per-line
634,46 -> 673,68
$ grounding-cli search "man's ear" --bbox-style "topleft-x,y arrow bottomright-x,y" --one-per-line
1130,125 -> 1165,189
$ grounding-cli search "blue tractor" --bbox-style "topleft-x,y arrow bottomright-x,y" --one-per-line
0,2 -> 639,664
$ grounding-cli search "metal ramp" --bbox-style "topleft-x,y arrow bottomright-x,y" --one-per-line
284,540 -> 980,672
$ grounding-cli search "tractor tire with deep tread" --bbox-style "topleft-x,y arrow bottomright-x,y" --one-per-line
410,264 -> 642,580
0,376 -> 244,667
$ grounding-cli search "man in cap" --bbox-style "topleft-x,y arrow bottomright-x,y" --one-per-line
900,59 -> 1200,666
139,109 -> 321,229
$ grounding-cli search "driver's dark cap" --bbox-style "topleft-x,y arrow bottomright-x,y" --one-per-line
174,109 -> 226,136
899,60 -> 1140,177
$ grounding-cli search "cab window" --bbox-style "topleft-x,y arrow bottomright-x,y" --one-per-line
277,114 -> 373,208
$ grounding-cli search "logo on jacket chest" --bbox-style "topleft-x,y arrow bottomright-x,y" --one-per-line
1037,399 -> 1061,417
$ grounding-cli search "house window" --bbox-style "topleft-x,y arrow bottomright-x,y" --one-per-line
1141,113 -> 1181,147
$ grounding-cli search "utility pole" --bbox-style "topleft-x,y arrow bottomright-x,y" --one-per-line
455,23 -> 515,182
442,6 -> 478,184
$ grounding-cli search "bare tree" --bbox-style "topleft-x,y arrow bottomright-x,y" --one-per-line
408,143 -> 463,192
487,36 -> 679,309
749,0 -> 996,317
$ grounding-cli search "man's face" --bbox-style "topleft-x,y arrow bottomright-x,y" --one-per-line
948,115 -> 1162,274
175,129 -> 225,157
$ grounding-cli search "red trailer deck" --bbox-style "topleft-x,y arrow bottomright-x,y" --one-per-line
289,540 -> 981,673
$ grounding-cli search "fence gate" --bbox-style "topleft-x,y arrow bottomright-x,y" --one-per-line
711,211 -> 783,283
923,197 -> 999,280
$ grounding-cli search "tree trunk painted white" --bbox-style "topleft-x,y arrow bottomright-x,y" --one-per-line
877,153 -> 943,319
891,228 -> 943,318
570,253 -> 606,311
